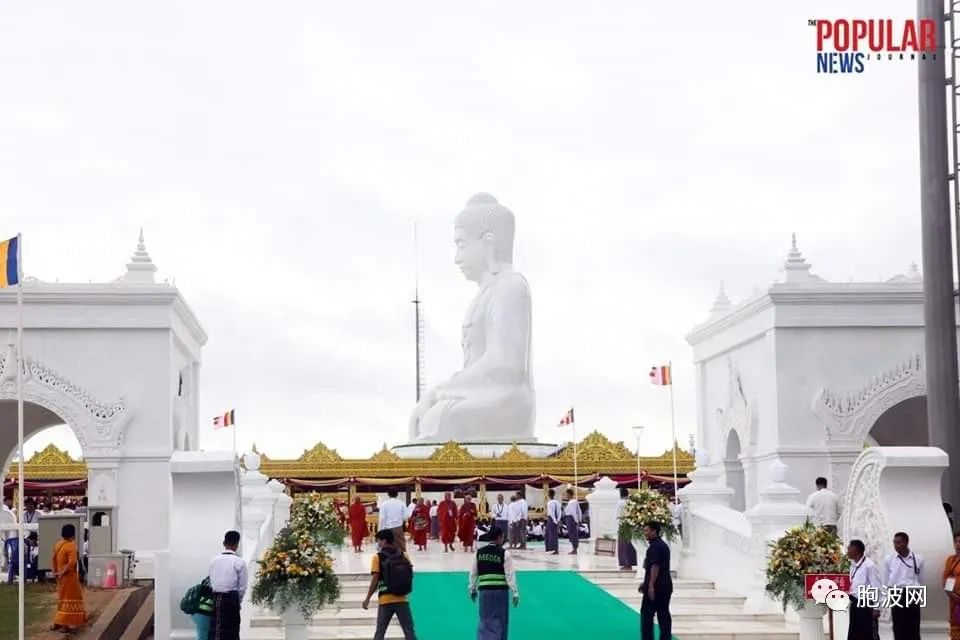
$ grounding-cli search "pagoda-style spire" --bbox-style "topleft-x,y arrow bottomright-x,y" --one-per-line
709,281 -> 732,317
907,262 -> 921,282
783,233 -> 816,283
887,262 -> 923,283
119,229 -> 158,283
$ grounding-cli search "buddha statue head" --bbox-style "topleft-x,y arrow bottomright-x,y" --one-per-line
454,193 -> 515,283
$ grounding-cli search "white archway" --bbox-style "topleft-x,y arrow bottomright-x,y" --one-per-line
813,353 -> 924,446
813,353 -> 927,496
723,428 -> 746,511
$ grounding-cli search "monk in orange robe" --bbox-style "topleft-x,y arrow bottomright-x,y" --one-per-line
410,498 -> 431,550
51,524 -> 85,633
348,496 -> 367,552
438,491 -> 459,552
458,494 -> 478,552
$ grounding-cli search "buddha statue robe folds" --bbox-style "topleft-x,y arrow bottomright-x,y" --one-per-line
409,193 -> 535,443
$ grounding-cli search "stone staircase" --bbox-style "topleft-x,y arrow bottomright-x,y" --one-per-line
246,571 -> 798,639
580,570 -> 799,640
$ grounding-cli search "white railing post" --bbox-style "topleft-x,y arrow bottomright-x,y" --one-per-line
743,460 -> 812,613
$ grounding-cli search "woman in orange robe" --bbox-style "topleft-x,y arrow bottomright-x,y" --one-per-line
411,499 -> 431,551
458,494 -> 478,552
348,496 -> 368,552
943,532 -> 960,639
51,524 -> 85,633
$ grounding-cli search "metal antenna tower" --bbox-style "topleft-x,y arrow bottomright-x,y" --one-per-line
413,223 -> 425,402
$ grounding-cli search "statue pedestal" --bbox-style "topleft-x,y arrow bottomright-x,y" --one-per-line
392,441 -> 559,459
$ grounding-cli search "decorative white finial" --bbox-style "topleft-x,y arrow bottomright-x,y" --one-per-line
243,451 -> 261,471
770,459 -> 788,483
710,281 -> 732,316
783,233 -> 815,283
695,449 -> 710,468
119,229 -> 158,284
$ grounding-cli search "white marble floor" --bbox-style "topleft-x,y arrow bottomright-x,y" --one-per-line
333,539 -> 624,575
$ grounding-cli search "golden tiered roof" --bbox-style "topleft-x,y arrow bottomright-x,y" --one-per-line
8,431 -> 694,482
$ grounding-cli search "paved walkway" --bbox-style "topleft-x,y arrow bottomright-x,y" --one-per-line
332,538 -> 625,575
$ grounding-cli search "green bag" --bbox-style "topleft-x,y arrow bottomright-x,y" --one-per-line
179,577 -> 213,616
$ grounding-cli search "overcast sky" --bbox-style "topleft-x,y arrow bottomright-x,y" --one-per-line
2,0 -> 926,461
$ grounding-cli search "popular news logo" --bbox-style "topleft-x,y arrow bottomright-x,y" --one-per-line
811,19 -> 938,73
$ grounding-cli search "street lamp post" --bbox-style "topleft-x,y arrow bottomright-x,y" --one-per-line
632,426 -> 644,489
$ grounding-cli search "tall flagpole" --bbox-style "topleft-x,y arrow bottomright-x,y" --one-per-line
572,419 -> 578,494
16,233 -> 25,640
668,361 -> 679,505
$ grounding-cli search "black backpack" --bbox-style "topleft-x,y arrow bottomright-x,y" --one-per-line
379,548 -> 414,596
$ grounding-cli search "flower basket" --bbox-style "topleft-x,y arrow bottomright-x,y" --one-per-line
765,521 -> 849,612
617,488 -> 677,542
251,526 -> 341,620
289,493 -> 348,548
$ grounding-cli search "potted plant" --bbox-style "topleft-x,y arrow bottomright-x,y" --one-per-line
251,526 -> 340,640
289,493 -> 349,547
617,488 -> 678,544
765,521 -> 848,622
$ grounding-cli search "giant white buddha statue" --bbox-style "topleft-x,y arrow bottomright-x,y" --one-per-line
409,193 -> 536,443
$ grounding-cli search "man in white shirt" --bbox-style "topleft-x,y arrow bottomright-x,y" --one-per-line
429,501 -> 439,540
846,539 -> 882,640
208,530 -> 248,640
506,497 -> 520,549
491,495 -> 508,543
21,498 -> 39,524
545,489 -> 561,555
563,488 -> 582,555
515,492 -> 528,550
378,490 -> 408,553
885,531 -> 923,638
806,477 -> 840,533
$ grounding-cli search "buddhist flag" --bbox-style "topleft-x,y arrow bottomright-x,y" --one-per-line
558,408 -> 574,426
0,236 -> 21,288
214,409 -> 235,429
649,365 -> 672,386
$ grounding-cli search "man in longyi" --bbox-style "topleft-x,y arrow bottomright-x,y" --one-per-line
544,489 -> 561,554
439,492 -> 459,553
459,494 -> 478,552
50,524 -> 86,634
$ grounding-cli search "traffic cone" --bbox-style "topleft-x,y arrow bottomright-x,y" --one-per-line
104,563 -> 118,588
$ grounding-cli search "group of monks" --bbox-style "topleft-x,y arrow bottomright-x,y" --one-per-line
344,491 -> 480,553
438,492 -> 478,552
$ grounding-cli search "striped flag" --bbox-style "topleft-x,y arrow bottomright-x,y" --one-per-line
649,365 -> 672,386
0,236 -> 21,288
213,409 -> 235,429
558,408 -> 574,426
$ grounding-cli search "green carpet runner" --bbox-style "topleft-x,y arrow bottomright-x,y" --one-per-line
408,570 -> 675,639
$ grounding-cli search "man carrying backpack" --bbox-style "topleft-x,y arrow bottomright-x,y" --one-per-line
179,577 -> 215,639
362,529 -> 417,640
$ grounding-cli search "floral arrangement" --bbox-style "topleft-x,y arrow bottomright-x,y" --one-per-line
289,493 -> 348,547
251,525 -> 340,619
765,521 -> 849,611
617,488 -> 678,542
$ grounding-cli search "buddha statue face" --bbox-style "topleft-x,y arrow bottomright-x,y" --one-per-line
454,193 -> 515,283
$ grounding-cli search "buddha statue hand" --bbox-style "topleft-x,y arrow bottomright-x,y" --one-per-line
409,386 -> 439,439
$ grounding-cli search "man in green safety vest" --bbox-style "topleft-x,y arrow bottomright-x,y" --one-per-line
468,526 -> 519,640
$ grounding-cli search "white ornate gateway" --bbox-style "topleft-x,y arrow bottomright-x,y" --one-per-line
685,236 -> 942,508
0,231 -> 209,577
